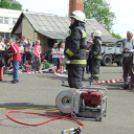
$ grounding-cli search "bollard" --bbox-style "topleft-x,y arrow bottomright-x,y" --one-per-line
0,67 -> 3,81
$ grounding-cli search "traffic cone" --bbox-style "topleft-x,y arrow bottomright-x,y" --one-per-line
0,67 -> 3,81
129,76 -> 131,88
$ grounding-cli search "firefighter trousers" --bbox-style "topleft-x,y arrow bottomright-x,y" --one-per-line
123,57 -> 132,86
68,66 -> 83,89
92,59 -> 100,81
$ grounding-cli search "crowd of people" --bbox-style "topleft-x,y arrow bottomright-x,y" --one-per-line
0,36 -> 43,71
0,35 -> 68,83
0,36 -> 46,83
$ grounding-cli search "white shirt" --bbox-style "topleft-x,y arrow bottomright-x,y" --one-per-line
0,42 -> 5,50
59,48 -> 64,58
121,39 -> 133,57
52,48 -> 59,58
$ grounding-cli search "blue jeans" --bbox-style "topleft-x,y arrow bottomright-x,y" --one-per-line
13,60 -> 19,81
22,53 -> 26,65
32,57 -> 35,69
52,58 -> 58,66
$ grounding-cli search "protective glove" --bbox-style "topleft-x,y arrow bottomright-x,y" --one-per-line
62,57 -> 70,65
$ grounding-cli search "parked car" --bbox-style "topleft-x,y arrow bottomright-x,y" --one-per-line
101,39 -> 124,66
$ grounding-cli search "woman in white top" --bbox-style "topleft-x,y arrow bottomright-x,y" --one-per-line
59,42 -> 65,66
51,43 -> 59,67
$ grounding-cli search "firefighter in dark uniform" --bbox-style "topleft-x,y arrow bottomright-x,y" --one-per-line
62,10 -> 87,89
91,30 -> 102,81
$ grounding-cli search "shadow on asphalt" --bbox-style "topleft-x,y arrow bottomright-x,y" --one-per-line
37,74 -> 67,81
0,80 -> 10,83
102,72 -> 122,73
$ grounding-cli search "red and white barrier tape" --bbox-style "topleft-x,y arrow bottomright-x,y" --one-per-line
7,67 -> 54,74
53,66 -> 68,78
53,67 -> 123,84
96,79 -> 122,84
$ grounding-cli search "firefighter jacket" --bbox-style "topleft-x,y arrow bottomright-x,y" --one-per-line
91,37 -> 102,60
64,22 -> 87,67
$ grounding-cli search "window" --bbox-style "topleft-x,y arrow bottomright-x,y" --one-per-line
48,39 -> 55,48
5,33 -> 10,39
0,33 -> 4,38
4,17 -> 9,24
13,18 -> 17,24
0,17 -> 3,23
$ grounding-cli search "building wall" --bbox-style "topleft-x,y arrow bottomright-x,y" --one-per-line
0,8 -> 21,33
69,0 -> 84,16
38,33 -> 49,53
22,18 -> 51,54
0,8 -> 21,42
22,18 -> 38,42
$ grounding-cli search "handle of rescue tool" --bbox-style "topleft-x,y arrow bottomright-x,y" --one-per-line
62,128 -> 82,134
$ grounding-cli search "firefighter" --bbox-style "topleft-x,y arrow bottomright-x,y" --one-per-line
91,30 -> 102,81
62,10 -> 87,88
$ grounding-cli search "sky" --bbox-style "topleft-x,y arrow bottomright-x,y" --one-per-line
18,0 -> 134,38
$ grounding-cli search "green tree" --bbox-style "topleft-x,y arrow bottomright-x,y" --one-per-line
84,0 -> 116,31
111,32 -> 122,39
0,0 -> 12,9
7,0 -> 22,10
0,0 -> 22,10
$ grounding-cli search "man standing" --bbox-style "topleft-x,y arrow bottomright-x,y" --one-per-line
62,10 -> 87,88
21,36 -> 27,65
6,38 -> 21,83
121,31 -> 134,89
91,30 -> 102,81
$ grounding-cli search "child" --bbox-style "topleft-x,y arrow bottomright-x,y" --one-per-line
33,40 -> 41,71
59,42 -> 65,73
51,43 -> 59,72
23,60 -> 31,72
42,59 -> 51,72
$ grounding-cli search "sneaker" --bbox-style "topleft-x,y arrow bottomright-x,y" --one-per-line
63,69 -> 67,73
11,80 -> 19,84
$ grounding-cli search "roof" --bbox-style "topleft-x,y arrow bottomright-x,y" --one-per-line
12,12 -> 118,43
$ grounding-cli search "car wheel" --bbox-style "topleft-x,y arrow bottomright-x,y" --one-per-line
102,55 -> 112,66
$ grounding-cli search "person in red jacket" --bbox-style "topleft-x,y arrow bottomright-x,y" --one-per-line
5,38 -> 21,83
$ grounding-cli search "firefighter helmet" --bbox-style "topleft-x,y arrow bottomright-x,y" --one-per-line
70,10 -> 86,23
94,30 -> 102,37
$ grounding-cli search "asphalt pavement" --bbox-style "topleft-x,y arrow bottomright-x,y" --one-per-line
0,66 -> 134,134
